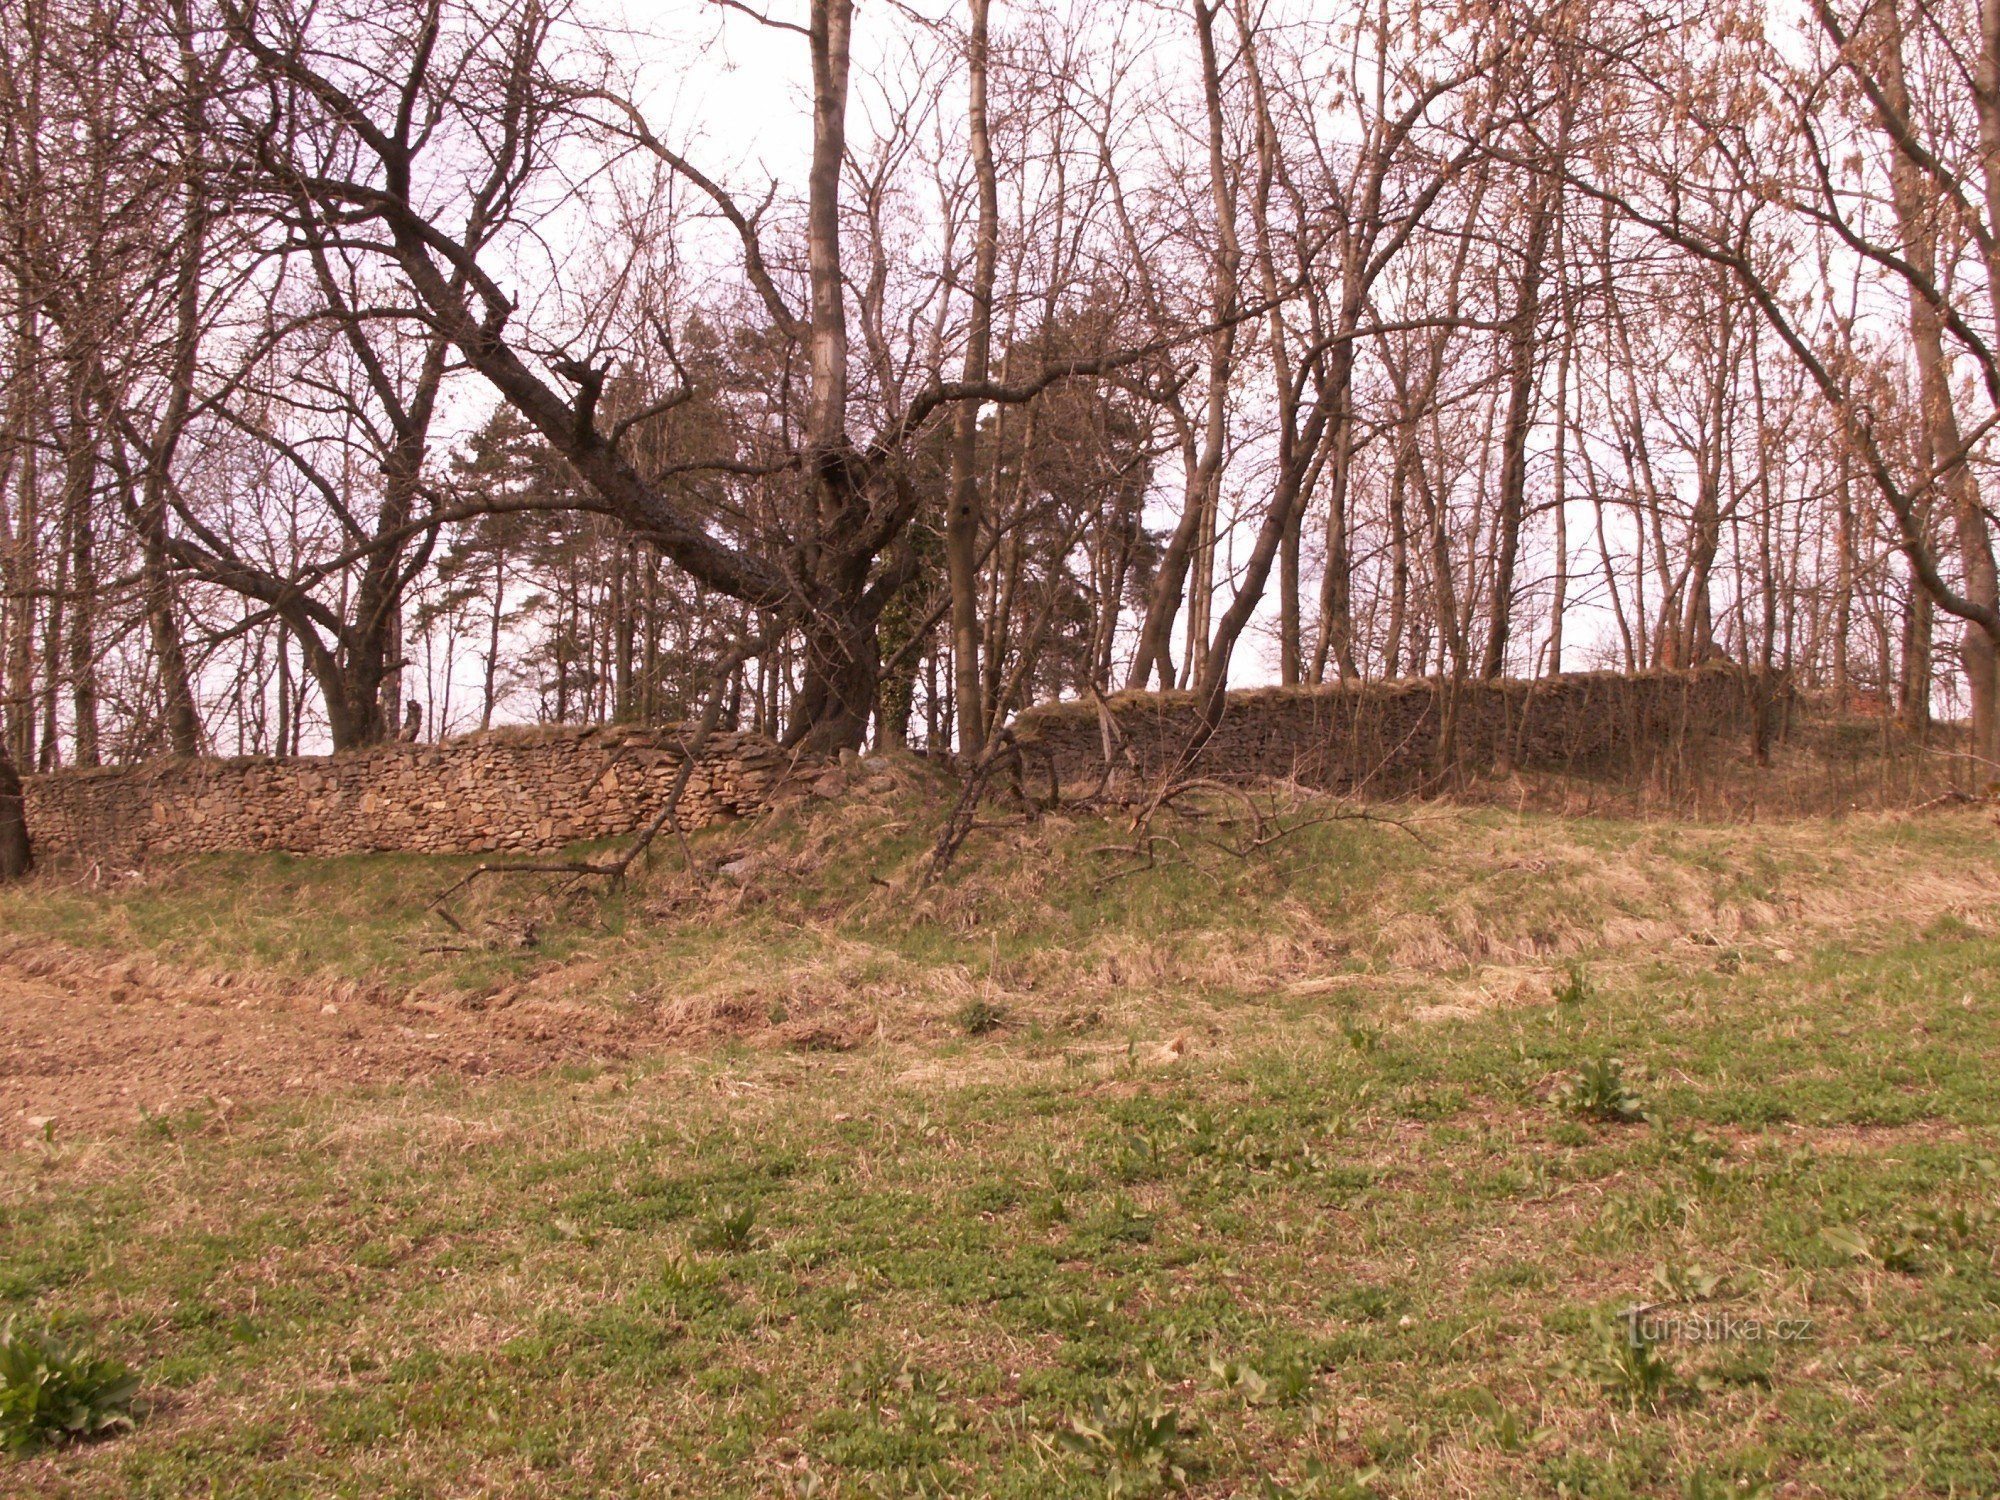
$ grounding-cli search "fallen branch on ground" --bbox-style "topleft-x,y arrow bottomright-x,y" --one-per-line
1086,778 -> 1435,889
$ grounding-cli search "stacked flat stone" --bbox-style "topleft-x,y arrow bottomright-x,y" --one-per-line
22,725 -> 805,865
21,666 -> 1768,865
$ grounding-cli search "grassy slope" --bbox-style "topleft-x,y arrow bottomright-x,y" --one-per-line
3,793 -> 1999,1497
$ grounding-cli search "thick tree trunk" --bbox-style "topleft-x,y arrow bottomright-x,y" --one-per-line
1123,0 -> 1239,697
1545,330 -> 1571,675
789,575 -> 880,755
1308,340 -> 1360,683
3,307 -> 38,772
482,551 -> 505,730
67,492 -> 97,766
1882,1 -> 1998,758
612,541 -> 634,721
140,523 -> 202,755
779,0 -> 881,755
1125,464 -> 1204,691
1967,0 -> 2000,766
275,630 -> 292,755
322,658 -> 388,751
1964,629 -> 2000,770
37,485 -> 68,771
1673,287 -> 1735,667
1901,587 -> 1934,732
155,0 -> 206,756
1385,438 -> 1410,676
0,746 -> 29,881
60,419 -> 99,766
1833,465 -> 1854,700
945,0 -> 998,753
1191,424 -> 1322,730
1480,184 -> 1550,679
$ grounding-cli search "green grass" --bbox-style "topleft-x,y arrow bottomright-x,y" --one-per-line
3,797 -> 1998,1495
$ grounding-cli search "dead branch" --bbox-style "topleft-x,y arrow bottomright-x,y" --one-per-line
424,627 -> 773,926
1084,773 -> 1438,888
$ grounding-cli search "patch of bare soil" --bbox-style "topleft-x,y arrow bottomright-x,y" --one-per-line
0,936 -> 896,1147
0,942 -> 636,1146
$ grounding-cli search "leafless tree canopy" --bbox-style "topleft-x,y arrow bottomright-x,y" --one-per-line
2,0 -> 1997,788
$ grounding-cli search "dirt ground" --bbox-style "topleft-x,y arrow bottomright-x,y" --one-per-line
0,942 -> 639,1146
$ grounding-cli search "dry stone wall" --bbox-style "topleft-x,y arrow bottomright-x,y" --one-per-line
23,725 -> 801,866
21,666 -> 1767,865
1010,664 -> 1765,794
